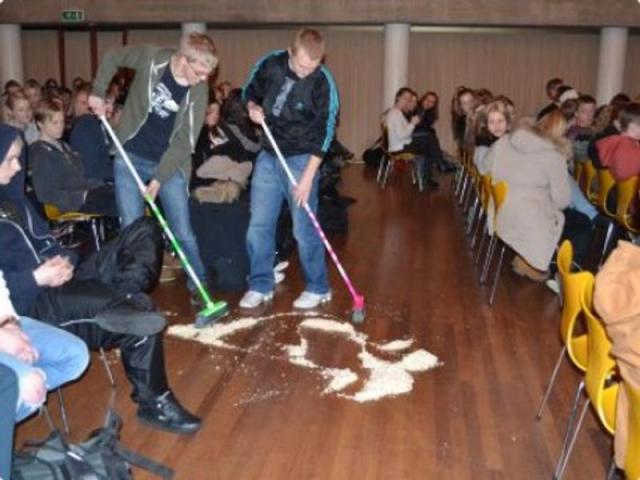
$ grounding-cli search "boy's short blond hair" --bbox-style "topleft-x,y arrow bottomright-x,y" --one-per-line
180,32 -> 218,70
290,28 -> 325,61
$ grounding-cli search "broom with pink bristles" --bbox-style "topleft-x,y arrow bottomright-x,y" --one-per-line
260,119 -> 365,324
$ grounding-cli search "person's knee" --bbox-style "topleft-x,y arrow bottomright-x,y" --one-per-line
20,369 -> 46,411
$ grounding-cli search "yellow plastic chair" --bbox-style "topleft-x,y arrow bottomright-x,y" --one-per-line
555,272 -> 619,479
615,175 -> 640,234
597,168 -> 617,217
625,382 -> 640,480
537,241 -> 589,419
379,128 -> 424,192
480,180 -> 508,305
579,160 -> 598,203
44,203 -> 105,251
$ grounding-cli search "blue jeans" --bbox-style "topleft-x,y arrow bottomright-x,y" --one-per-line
569,176 -> 598,221
114,151 -> 207,288
0,317 -> 89,422
247,150 -> 329,294
0,365 -> 17,480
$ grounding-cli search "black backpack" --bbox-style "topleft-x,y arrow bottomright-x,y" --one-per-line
12,409 -> 173,479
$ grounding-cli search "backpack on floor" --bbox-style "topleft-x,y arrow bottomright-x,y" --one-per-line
12,409 -> 173,480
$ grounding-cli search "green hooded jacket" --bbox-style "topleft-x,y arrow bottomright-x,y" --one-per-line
93,45 -> 207,185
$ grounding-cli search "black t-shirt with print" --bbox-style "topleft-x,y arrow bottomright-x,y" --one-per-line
125,65 -> 188,162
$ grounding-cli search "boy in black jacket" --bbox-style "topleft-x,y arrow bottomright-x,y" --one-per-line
240,28 -> 339,310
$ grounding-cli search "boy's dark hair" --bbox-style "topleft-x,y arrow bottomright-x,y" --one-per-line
577,94 -> 596,107
619,102 -> 640,132
546,78 -> 564,96
394,87 -> 414,103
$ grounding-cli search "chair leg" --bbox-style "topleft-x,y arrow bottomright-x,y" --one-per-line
100,347 -> 116,387
535,345 -> 568,420
381,158 -> 393,189
488,243 -> 506,306
480,235 -> 497,284
605,455 -> 617,480
91,219 -> 101,252
553,380 -> 586,479
376,156 -> 387,184
555,396 -> 590,480
471,211 -> 486,250
599,222 -> 616,267
475,226 -> 489,266
57,388 -> 70,434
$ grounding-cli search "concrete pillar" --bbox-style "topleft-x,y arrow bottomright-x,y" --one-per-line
383,23 -> 410,112
0,24 -> 24,87
596,27 -> 628,105
181,23 -> 207,36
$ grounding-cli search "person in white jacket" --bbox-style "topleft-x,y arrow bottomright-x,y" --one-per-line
385,87 -> 438,188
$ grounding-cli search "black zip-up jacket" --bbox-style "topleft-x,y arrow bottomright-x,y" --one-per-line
242,50 -> 339,159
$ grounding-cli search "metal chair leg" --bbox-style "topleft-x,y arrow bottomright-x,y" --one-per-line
553,380 -> 586,479
480,235 -> 497,284
57,388 -> 70,434
555,395 -> 590,480
381,158 -> 393,188
91,219 -> 101,251
536,345 -> 568,420
488,243 -> 506,305
599,221 -> 616,267
100,347 -> 116,387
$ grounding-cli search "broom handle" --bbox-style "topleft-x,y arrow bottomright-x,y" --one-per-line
98,115 -> 214,305
259,119 -> 360,301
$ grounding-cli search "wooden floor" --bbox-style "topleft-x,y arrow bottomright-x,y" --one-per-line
16,164 -> 612,479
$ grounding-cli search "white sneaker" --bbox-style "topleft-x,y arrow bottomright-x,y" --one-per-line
293,291 -> 332,309
545,278 -> 560,295
274,261 -> 289,273
239,290 -> 274,309
274,272 -> 285,284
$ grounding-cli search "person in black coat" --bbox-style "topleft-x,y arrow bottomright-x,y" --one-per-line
0,122 -> 201,435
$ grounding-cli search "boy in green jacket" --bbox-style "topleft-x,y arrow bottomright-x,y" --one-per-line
89,32 -> 217,305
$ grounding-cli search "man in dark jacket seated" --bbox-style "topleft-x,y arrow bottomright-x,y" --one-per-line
0,123 -> 201,435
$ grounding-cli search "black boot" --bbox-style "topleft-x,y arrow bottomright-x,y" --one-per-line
137,391 -> 202,434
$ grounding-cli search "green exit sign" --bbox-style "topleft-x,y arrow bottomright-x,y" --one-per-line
61,9 -> 85,22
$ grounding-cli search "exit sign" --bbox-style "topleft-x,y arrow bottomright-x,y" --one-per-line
61,9 -> 85,22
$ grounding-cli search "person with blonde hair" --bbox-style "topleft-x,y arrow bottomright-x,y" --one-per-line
486,109 -> 593,281
89,31 -> 218,306
240,28 -> 339,310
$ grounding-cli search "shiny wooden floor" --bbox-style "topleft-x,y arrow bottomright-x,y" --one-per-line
16,164 -> 612,479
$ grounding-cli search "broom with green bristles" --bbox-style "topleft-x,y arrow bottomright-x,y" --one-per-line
99,116 -> 228,329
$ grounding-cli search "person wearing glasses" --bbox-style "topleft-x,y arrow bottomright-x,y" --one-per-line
89,32 -> 218,307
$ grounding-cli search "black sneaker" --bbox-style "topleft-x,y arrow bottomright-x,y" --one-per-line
137,391 -> 202,435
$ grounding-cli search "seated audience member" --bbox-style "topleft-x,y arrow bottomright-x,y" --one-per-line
415,91 -> 456,173
596,102 -> 640,181
386,87 -> 438,187
192,94 -> 257,202
567,94 -> 596,163
70,84 -> 91,119
593,241 -> 640,473
0,123 -> 202,434
450,86 -> 477,158
29,99 -> 118,216
0,365 -> 17,480
486,109 -> 593,281
4,92 -> 38,144
473,98 -> 513,175
536,77 -> 564,121
69,95 -> 115,183
23,79 -> 42,110
0,270 -> 89,422
588,93 -> 631,169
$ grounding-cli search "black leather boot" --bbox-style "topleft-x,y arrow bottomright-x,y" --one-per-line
137,391 -> 202,434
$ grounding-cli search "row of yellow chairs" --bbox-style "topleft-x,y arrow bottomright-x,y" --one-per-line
537,240 -> 640,479
574,160 -> 640,262
453,151 -> 510,305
